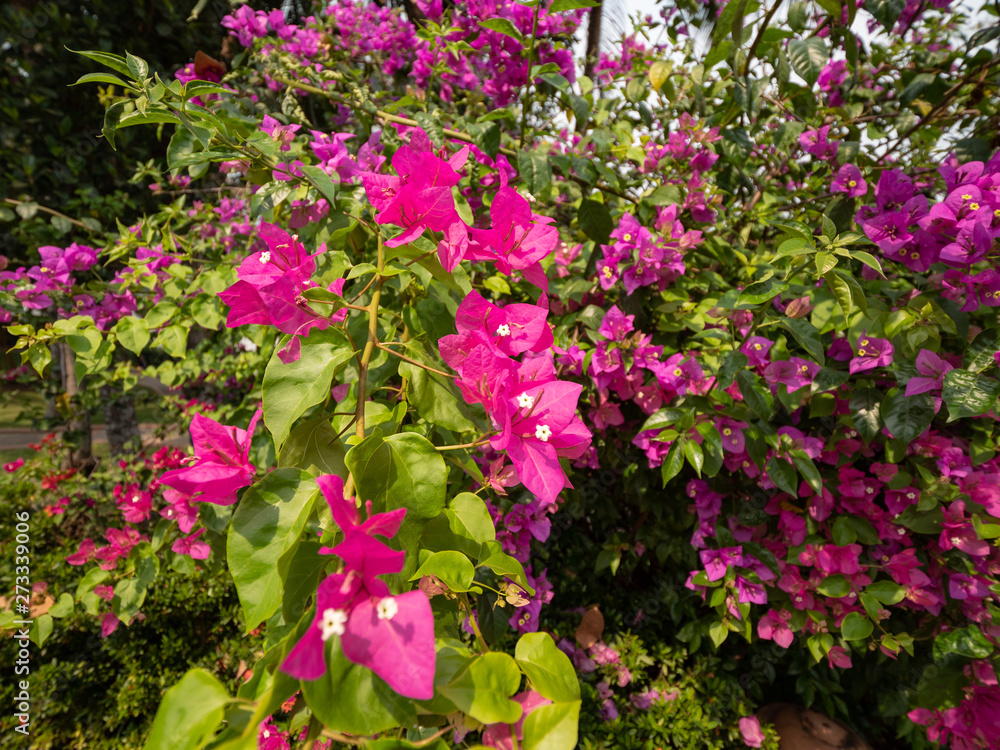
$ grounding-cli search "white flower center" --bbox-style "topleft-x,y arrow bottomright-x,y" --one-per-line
496,324 -> 511,337
319,608 -> 348,641
906,492 -> 915,499
535,424 -> 552,442
951,536 -> 962,546
517,393 -> 535,409
263,730 -> 270,738
132,495 -> 140,503
260,250 -> 271,264
377,597 -> 398,621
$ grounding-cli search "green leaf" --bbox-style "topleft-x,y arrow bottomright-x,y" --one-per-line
113,543 -> 159,622
68,48 -> 131,77
866,580 -> 906,605
227,470 -> 318,632
736,369 -> 772,420
421,493 -> 496,559
522,701 -> 580,750
824,271 -> 853,323
303,643 -> 416,735
708,619 -> 729,648
942,369 -> 1000,421
964,330 -> 1000,373
125,51 -> 149,80
398,353 -> 480,433
114,316 -> 150,356
683,439 -> 704,478
788,38 -> 828,87
71,71 -> 131,87
30,615 -> 53,648
779,318 -> 826,364
816,574 -> 850,598
867,0 -> 906,31
881,389 -> 935,442
143,669 -> 230,750
933,626 -> 994,661
439,653 -> 523,725
477,540 -> 532,592
661,441 -> 685,486
479,18 -> 524,43
850,387 -> 883,444
840,612 -> 874,641
549,0 -> 600,11
790,452 -> 822,496
299,164 -> 339,206
832,517 -> 857,546
516,633 -> 581,702
48,592 -> 74,618
517,151 -> 552,195
345,432 -> 447,561
578,200 -> 614,245
263,328 -> 354,452
154,324 -> 188,358
410,551 -> 477,593
278,417 -> 348,477
714,0 -> 749,43
816,0 -> 841,15
766,456 -> 798,496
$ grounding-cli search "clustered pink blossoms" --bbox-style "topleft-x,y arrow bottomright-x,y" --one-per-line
441,290 -> 591,506
856,157 -> 1000,308
281,475 -> 435,699
0,243 -> 137,327
218,224 -> 345,363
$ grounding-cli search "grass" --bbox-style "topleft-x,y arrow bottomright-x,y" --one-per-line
0,388 -> 166,429
0,442 -> 112,467
0,390 -> 47,428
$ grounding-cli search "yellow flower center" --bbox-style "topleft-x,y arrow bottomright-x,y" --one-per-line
858,348 -> 867,356
848,180 -> 857,187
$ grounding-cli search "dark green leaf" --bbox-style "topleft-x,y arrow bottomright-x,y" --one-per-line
881,388 -> 935,443
942,369 -> 1000,421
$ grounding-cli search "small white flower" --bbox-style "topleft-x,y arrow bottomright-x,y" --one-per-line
496,324 -> 511,337
319,608 -> 348,641
237,336 -> 258,353
131,495 -> 140,504
535,424 -> 552,442
517,393 -> 535,409
260,250 -> 272,264
263,730 -> 270,739
377,597 -> 398,621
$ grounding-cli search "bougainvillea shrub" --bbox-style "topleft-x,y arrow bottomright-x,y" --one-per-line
3,0 -> 1000,747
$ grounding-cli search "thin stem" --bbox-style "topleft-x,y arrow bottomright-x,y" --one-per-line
435,436 -> 493,451
354,235 -> 386,442
459,593 -> 490,653
520,2 -> 542,149
3,198 -> 93,232
376,343 -> 453,378
413,727 -> 451,747
269,74 -> 518,158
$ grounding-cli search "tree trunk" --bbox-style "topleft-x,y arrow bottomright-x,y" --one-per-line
60,344 -> 93,469
583,2 -> 604,81
100,384 -> 143,457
